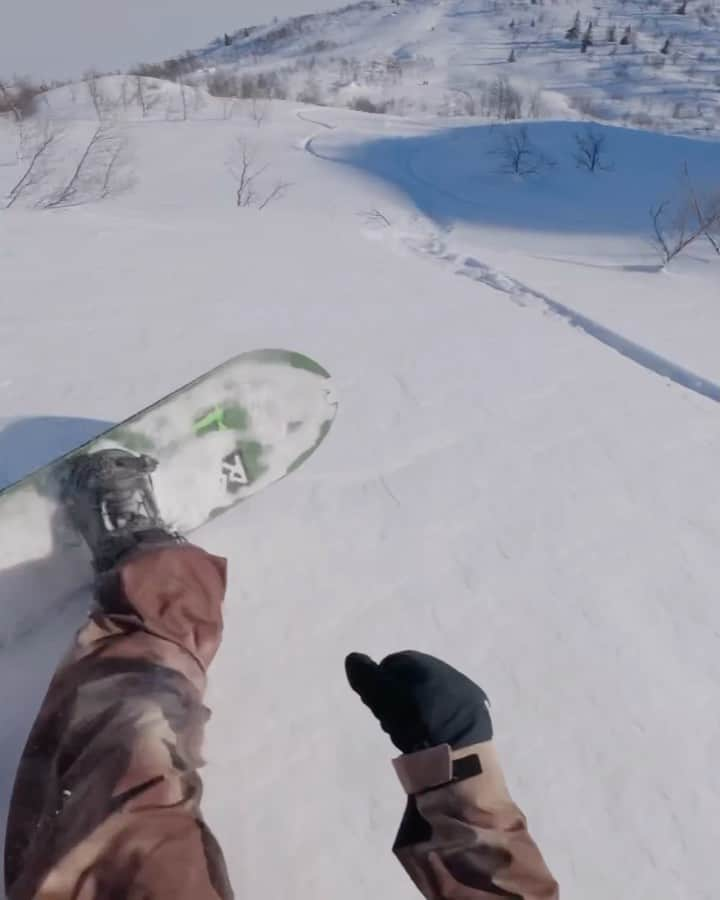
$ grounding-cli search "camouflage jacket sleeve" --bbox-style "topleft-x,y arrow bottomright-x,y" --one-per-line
392,741 -> 559,900
4,545 -> 234,900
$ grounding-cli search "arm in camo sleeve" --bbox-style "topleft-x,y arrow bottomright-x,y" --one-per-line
4,544 -> 233,900
344,651 -> 559,900
392,741 -> 559,900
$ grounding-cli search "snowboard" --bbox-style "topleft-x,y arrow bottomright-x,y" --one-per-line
0,348 -> 337,644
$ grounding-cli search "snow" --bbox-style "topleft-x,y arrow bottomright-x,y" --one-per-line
193,0 -> 720,134
1,2 -> 720,897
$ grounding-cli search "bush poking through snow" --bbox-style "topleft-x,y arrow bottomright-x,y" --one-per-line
360,208 -> 392,227
297,78 -> 325,105
303,40 -> 338,54
491,126 -> 555,176
130,54 -> 200,83
574,126 -> 613,172
650,165 -> 720,265
206,71 -> 240,98
348,96 -> 389,113
0,79 -> 44,121
239,72 -> 288,100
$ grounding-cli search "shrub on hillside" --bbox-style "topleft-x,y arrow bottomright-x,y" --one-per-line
297,79 -> 325,104
478,75 -> 524,121
348,95 -> 389,113
0,78 -> 45,120
130,54 -> 199,82
303,40 -> 338,54
206,71 -> 240,98
238,71 -> 288,99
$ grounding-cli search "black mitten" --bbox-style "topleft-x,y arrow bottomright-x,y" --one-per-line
345,650 -> 492,754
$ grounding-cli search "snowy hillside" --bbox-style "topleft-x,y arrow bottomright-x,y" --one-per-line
196,0 -> 720,134
1,0 -> 720,898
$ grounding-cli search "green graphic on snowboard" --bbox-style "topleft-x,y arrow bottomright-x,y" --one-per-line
0,348 -> 338,537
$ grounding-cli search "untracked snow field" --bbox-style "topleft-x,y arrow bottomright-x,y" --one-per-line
1,61 -> 720,900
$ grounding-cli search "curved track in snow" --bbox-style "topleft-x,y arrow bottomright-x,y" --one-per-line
303,125 -> 720,406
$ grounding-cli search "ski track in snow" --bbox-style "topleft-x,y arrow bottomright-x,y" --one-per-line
295,110 -> 336,131
303,117 -> 720,408
417,238 -> 720,405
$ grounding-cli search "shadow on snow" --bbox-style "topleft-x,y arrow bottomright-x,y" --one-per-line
316,120 -> 720,235
0,415 -> 114,490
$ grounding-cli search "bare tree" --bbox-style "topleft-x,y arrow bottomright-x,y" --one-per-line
566,11 -> 581,39
85,71 -> 105,120
360,208 -> 392,227
133,76 -> 161,117
681,164 -> 720,255
258,181 -> 290,210
480,75 -> 523,119
574,126 -> 613,172
43,126 -> 125,209
492,126 -> 554,176
250,97 -> 268,126
177,73 -> 188,121
174,52 -> 198,121
229,139 -> 290,209
100,139 -> 125,199
231,141 -> 265,207
44,126 -> 103,207
5,127 -> 56,208
650,166 -> 720,264
135,75 -> 148,117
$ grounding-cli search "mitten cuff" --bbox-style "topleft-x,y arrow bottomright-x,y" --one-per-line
393,744 -> 484,795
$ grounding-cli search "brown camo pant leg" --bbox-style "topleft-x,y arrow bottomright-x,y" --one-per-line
4,544 -> 233,900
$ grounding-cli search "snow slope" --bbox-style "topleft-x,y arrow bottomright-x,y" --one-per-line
1,29 -> 719,900
193,0 -> 720,134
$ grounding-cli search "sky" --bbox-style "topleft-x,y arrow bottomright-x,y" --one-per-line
1,0 -> 333,83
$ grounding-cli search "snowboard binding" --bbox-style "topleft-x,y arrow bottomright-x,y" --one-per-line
60,448 -> 183,573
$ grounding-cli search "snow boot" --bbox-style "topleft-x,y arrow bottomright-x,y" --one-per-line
60,448 -> 183,573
